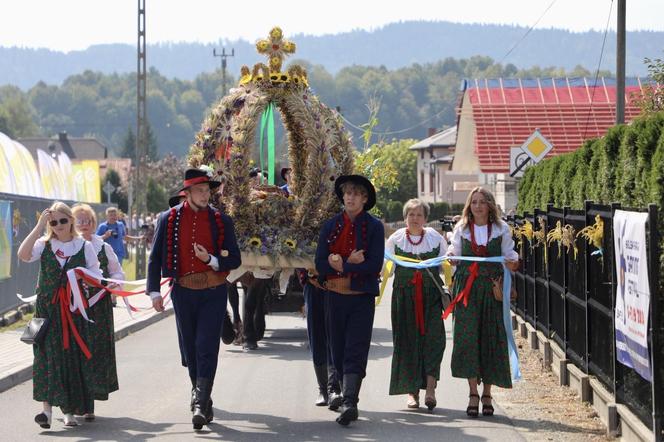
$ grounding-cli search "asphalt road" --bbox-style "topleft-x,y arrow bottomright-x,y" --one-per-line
0,284 -> 526,441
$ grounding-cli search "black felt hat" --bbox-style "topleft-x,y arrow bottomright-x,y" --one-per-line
168,191 -> 186,208
179,168 -> 221,192
334,175 -> 376,211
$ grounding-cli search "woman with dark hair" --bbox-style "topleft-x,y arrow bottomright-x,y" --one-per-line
446,187 -> 519,417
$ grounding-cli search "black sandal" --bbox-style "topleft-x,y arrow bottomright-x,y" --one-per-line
481,394 -> 494,416
466,394 -> 479,417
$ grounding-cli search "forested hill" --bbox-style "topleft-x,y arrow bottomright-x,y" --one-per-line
2,21 -> 663,89
0,57 -> 614,159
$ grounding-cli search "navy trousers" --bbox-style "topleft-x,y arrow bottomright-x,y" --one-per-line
243,278 -> 269,343
325,290 -> 375,378
304,283 -> 332,366
171,284 -> 228,383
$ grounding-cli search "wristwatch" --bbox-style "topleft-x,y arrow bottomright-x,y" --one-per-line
204,254 -> 212,264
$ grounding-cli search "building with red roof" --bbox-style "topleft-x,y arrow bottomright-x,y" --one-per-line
453,77 -> 645,174
442,76 -> 646,211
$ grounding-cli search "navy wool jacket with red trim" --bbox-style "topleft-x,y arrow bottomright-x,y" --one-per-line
147,203 -> 242,293
315,211 -> 385,296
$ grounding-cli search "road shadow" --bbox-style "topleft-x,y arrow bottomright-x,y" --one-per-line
191,407 -> 492,441
231,326 -> 397,363
36,416 -> 172,441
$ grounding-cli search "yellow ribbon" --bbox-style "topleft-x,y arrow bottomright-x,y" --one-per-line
376,254 -> 452,306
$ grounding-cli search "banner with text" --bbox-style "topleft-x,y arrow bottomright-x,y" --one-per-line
613,209 -> 651,382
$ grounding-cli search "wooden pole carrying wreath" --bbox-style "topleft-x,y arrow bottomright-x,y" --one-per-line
188,27 -> 355,268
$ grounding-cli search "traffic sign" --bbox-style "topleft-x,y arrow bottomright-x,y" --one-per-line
521,129 -> 553,163
509,147 -> 531,178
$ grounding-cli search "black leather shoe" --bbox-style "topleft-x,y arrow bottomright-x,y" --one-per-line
336,374 -> 362,426
192,378 -> 212,430
327,365 -> 343,411
328,391 -> 343,411
313,364 -> 329,406
205,398 -> 214,423
243,341 -> 258,350
34,412 -> 51,429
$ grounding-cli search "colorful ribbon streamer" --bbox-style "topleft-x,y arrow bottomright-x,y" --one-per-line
259,102 -> 276,185
383,251 -> 521,381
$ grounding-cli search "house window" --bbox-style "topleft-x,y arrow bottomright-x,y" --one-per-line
420,172 -> 424,193
420,150 -> 424,160
430,173 -> 434,195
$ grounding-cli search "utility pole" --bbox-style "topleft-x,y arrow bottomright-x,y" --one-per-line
213,47 -> 235,96
136,0 -> 147,215
616,0 -> 626,124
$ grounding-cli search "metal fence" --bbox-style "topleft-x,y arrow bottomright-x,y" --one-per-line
0,193 -> 116,315
508,201 -> 662,437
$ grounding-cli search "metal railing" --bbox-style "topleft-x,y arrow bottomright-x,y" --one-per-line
508,201 -> 662,436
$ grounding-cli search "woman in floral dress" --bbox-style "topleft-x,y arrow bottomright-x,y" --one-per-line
446,187 -> 519,417
386,199 -> 448,411
18,202 -> 102,428
72,203 -> 123,421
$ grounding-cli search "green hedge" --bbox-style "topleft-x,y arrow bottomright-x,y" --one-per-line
518,111 -> 664,214
518,111 -> 664,297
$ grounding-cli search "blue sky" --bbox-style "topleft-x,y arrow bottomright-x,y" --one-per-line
2,0 -> 663,52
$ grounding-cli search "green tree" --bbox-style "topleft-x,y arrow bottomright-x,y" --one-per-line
0,85 -> 39,137
0,107 -> 13,137
101,168 -> 128,212
144,153 -> 187,195
355,138 -> 417,203
146,177 -> 168,213
145,120 -> 159,161
614,119 -> 643,206
119,126 -> 136,161
635,56 -> 664,114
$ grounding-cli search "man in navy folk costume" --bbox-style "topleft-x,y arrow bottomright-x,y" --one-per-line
315,175 -> 384,426
148,167 -> 241,430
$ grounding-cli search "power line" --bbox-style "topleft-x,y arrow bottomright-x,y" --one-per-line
497,0 -> 558,65
338,106 -> 449,136
582,0 -> 614,140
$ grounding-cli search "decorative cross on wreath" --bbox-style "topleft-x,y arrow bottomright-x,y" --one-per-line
255,27 -> 296,73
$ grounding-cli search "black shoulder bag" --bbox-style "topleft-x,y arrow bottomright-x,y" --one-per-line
21,257 -> 70,345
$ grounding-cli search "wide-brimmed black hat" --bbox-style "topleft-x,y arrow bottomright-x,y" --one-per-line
280,167 -> 292,181
334,175 -> 376,211
168,191 -> 186,208
179,168 -> 221,192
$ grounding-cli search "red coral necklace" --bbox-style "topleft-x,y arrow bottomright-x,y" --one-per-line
406,228 -> 425,246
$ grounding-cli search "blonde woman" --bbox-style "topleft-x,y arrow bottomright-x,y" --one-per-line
72,204 -> 123,421
446,187 -> 519,417
17,202 -> 102,428
386,199 -> 448,411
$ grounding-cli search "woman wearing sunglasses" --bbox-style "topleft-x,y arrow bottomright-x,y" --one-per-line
18,201 -> 103,429
72,203 -> 123,422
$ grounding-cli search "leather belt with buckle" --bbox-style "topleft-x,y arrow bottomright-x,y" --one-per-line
177,270 -> 228,290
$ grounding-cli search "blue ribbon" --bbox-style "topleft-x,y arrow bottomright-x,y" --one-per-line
384,251 -> 522,381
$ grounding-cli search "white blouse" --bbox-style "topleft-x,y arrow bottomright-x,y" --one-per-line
447,222 -> 519,261
28,237 -> 103,278
386,227 -> 448,257
89,235 -> 125,281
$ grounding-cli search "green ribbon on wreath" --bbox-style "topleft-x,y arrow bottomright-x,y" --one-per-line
259,102 -> 276,185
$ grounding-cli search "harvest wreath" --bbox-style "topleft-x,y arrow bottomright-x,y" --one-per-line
187,27 -> 355,268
